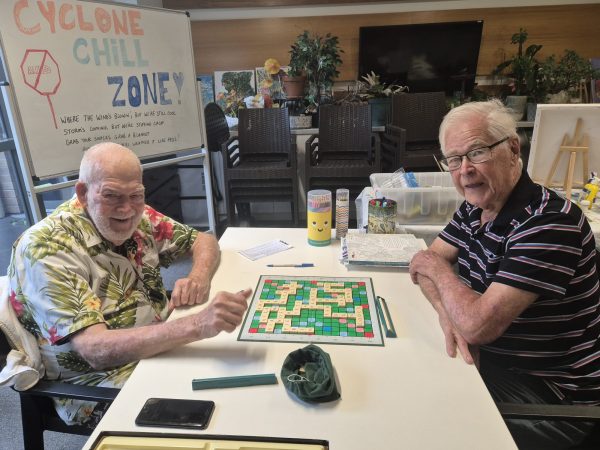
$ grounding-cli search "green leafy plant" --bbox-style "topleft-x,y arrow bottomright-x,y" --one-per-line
358,71 -> 408,99
288,31 -> 343,109
493,28 -> 543,97
537,50 -> 600,98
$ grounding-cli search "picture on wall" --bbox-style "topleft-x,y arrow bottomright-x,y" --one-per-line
255,65 -> 289,102
197,74 -> 215,109
214,70 -> 256,117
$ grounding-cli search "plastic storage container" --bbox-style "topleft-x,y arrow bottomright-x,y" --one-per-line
359,172 -> 463,226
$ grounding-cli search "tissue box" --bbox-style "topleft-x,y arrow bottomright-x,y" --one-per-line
357,172 -> 463,226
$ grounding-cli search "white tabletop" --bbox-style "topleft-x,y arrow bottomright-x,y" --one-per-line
83,227 -> 516,450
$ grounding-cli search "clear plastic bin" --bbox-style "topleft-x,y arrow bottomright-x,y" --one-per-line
363,172 -> 464,225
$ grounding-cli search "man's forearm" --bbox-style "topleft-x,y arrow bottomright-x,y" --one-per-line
416,273 -> 444,313
188,232 -> 220,281
73,314 -> 204,370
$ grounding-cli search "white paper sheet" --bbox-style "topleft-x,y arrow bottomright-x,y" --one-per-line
238,239 -> 293,261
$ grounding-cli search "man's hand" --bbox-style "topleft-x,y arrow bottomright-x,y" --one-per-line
409,249 -> 452,284
437,310 -> 477,365
169,275 -> 211,310
193,288 -> 252,339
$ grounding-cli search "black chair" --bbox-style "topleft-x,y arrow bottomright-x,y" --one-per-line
497,403 -> 600,449
221,107 -> 299,226
1,320 -> 118,450
381,91 -> 448,172
204,102 -> 230,205
205,102 -> 231,156
305,102 -> 381,218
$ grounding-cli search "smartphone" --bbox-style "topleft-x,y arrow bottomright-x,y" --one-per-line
135,398 -> 215,430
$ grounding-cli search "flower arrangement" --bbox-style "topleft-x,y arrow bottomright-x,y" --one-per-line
259,58 -> 288,105
358,71 -> 408,99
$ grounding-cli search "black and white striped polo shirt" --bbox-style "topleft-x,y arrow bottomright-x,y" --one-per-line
440,171 -> 600,404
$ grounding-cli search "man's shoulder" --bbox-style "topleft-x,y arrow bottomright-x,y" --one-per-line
18,201 -> 98,249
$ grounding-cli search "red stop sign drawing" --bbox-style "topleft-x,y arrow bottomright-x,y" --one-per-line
20,49 -> 61,129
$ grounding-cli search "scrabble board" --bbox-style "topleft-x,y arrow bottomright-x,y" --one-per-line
238,276 -> 383,346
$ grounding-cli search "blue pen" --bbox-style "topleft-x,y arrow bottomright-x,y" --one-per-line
266,263 -> 314,267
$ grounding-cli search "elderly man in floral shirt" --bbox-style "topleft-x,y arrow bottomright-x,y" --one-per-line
7,142 -> 251,425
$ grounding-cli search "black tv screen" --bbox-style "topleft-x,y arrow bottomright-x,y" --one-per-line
358,21 -> 483,97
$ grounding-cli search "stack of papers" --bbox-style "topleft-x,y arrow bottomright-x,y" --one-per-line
341,233 -> 425,267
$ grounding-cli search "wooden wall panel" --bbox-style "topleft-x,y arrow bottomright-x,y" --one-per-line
190,4 -> 600,82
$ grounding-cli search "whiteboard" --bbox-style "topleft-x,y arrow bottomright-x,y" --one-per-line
527,104 -> 600,188
0,0 -> 204,178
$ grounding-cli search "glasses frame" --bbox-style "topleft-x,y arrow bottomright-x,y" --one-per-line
440,137 -> 510,172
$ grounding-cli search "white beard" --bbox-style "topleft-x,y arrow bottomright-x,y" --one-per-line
87,201 -> 142,245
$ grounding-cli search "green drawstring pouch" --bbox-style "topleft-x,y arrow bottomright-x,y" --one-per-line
281,344 -> 341,403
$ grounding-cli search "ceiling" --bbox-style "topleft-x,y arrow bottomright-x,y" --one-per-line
162,0 -> 448,9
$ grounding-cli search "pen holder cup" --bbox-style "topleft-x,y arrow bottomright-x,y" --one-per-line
368,199 -> 397,234
307,189 -> 332,246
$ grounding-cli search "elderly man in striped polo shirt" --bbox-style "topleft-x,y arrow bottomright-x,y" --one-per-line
409,99 -> 599,449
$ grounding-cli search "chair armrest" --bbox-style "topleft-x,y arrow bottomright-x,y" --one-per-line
221,137 -> 239,167
305,134 -> 319,167
497,402 -> 600,422
289,139 -> 298,170
17,379 -> 119,402
384,124 -> 407,140
380,125 -> 406,171
372,133 -> 381,172
306,134 -> 319,147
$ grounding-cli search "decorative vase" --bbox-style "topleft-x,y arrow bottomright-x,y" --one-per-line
526,102 -> 537,122
546,90 -> 570,104
289,114 -> 312,129
368,97 -> 392,127
282,75 -> 306,99
505,95 -> 527,121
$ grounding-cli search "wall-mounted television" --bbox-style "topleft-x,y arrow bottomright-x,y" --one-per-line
358,21 -> 484,97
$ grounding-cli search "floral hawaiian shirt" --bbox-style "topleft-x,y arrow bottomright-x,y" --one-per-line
7,196 -> 198,425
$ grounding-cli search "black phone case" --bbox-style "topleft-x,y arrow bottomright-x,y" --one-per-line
135,398 -> 215,430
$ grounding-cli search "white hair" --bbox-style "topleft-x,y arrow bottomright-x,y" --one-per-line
438,99 -> 520,153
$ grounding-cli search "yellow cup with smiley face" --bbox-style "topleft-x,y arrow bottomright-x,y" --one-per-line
307,189 -> 332,246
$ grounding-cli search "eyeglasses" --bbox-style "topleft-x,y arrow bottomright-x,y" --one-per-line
439,137 -> 510,172
99,191 -> 145,206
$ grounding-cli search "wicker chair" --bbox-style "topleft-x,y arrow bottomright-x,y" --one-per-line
221,107 -> 299,225
305,103 -> 381,217
381,91 -> 448,172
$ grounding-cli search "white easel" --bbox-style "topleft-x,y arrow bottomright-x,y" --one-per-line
544,118 -> 589,200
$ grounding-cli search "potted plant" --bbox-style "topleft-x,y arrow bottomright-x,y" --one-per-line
537,50 -> 600,104
493,28 -> 543,120
358,71 -> 408,126
287,30 -> 344,114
